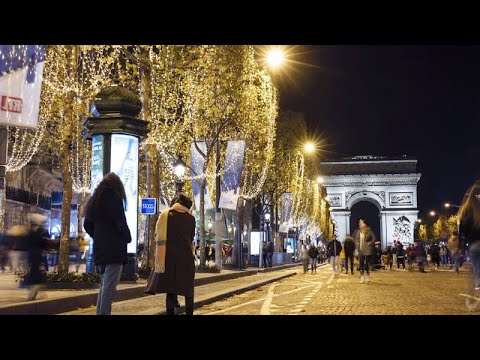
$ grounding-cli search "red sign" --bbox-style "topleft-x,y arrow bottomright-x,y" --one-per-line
1,96 -> 23,113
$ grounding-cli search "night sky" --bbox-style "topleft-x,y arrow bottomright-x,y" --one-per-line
279,45 -> 480,222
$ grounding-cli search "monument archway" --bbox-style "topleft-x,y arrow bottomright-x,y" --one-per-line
322,155 -> 421,248
350,201 -> 381,242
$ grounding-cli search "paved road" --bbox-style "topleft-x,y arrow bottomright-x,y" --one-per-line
60,269 -> 297,315
194,264 -> 480,315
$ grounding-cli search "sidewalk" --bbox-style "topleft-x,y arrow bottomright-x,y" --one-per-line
0,262 -> 302,315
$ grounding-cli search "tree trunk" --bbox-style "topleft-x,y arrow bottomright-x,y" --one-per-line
77,191 -> 86,236
58,98 -> 75,275
199,178 -> 206,266
58,46 -> 78,275
138,47 -> 158,271
147,144 -> 159,270
0,186 -> 6,232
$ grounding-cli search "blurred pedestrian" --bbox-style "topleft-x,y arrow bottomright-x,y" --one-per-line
447,231 -> 461,274
308,243 -> 319,273
344,234 -> 355,275
145,193 -> 196,315
7,224 -> 29,274
353,218 -> 376,283
301,245 -> 309,274
84,172 -> 132,315
24,213 -> 49,301
458,179 -> 480,290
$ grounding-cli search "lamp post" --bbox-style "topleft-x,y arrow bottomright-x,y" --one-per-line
265,211 -> 271,244
83,86 -> 148,280
173,156 -> 186,196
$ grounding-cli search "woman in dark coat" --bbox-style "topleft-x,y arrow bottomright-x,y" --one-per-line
145,193 -> 196,315
84,172 -> 131,315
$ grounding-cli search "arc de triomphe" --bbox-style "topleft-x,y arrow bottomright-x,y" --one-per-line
322,156 -> 421,248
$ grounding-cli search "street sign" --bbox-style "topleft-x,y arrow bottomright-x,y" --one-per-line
141,198 -> 157,215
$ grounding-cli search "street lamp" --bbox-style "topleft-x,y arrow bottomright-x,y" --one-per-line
444,203 -> 461,234
429,211 -> 436,217
264,212 -> 271,244
304,142 -> 315,154
316,176 -> 324,184
173,156 -> 186,195
444,202 -> 460,209
266,48 -> 285,69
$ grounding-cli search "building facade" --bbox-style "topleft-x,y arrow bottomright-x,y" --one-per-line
5,165 -> 80,236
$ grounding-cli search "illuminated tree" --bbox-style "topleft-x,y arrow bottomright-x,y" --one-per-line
38,45 -> 118,274
419,224 -> 428,241
432,215 -> 448,240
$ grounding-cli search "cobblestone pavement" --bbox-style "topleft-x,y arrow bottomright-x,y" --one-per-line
194,264 -> 480,315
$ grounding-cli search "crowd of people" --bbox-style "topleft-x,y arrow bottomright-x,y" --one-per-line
2,175 -> 480,313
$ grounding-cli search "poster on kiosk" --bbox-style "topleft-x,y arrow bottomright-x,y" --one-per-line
110,134 -> 139,254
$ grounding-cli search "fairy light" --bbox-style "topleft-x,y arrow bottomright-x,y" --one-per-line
2,45 -> 48,173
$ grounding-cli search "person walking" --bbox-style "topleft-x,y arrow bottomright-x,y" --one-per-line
145,193 -> 196,315
343,234 -> 355,275
308,243 -> 319,273
301,244 -> 309,274
353,218 -> 376,283
458,180 -> 480,290
84,172 -> 132,315
24,213 -> 50,301
327,235 -> 342,275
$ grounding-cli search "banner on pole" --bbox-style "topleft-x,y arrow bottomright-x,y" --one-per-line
190,141 -> 214,210
219,140 -> 245,210
0,45 -> 46,128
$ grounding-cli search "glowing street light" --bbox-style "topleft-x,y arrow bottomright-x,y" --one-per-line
417,219 -> 422,223
304,142 -> 315,154
444,202 -> 460,209
316,176 -> 324,184
173,155 -> 186,195
266,48 -> 285,69
429,211 -> 436,217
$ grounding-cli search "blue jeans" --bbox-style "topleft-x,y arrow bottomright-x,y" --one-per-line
469,241 -> 480,287
96,264 -> 123,315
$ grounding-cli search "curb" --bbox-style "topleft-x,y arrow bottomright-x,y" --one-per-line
156,271 -> 298,315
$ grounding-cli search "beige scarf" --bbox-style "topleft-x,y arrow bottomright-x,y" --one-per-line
154,203 -> 191,273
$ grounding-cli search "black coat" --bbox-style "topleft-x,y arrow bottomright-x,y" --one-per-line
84,188 -> 131,265
25,226 -> 49,285
343,237 -> 355,256
145,209 -> 196,297
327,240 -> 342,257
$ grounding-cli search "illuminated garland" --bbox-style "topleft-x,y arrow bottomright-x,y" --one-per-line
0,45 -> 48,173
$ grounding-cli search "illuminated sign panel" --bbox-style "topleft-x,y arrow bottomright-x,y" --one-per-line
110,134 -> 139,253
141,198 -> 157,215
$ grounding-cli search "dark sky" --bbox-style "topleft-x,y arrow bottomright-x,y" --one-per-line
279,45 -> 480,221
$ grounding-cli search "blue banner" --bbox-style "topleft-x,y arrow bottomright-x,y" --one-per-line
0,45 -> 46,128
219,140 -> 245,210
190,141 -> 214,210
